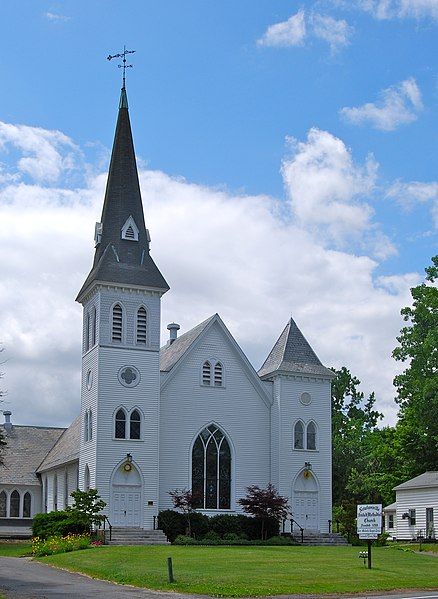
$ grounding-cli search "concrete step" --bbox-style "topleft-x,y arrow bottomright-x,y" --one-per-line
105,528 -> 169,545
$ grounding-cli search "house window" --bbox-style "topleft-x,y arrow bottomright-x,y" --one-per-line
112,304 -> 123,342
307,422 -> 317,450
136,307 -> 147,345
202,361 -> 211,386
115,409 -> 126,439
130,409 -> 141,440
0,491 -> 6,517
294,421 -> 304,449
10,490 -> 20,517
388,514 -> 394,529
192,424 -> 231,510
23,492 -> 31,518
214,362 -> 223,387
409,509 -> 416,525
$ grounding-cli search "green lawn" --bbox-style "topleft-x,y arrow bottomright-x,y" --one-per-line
40,545 -> 438,597
0,542 -> 32,557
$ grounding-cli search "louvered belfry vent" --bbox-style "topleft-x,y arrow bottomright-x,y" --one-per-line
125,225 -> 135,239
136,307 -> 147,344
214,362 -> 223,387
202,361 -> 211,385
112,304 -> 123,342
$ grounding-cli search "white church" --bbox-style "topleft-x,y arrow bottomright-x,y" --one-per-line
0,86 -> 334,539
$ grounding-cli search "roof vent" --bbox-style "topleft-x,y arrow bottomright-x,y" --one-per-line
3,411 -> 12,433
167,323 -> 180,345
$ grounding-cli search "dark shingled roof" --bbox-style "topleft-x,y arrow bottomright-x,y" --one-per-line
258,317 -> 334,379
0,425 -> 65,486
394,471 -> 438,491
77,87 -> 169,301
37,415 -> 80,472
160,315 -> 215,372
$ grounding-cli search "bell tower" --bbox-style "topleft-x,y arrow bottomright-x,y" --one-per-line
76,86 -> 169,529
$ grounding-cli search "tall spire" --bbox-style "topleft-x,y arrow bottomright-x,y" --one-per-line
77,88 -> 169,302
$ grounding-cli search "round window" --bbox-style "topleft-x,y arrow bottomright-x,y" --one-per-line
118,365 -> 141,388
86,370 -> 93,390
300,392 -> 311,405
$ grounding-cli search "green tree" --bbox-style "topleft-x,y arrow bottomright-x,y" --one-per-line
392,255 -> 438,475
68,488 -> 106,531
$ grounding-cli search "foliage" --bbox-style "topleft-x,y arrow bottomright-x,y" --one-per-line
173,534 -> 297,546
168,488 -> 198,536
67,488 -> 106,531
158,509 -> 186,542
237,484 -> 288,539
32,533 -> 91,557
32,510 -> 90,539
392,255 -> 438,475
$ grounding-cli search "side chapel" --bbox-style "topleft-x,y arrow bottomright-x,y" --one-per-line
0,85 -> 334,537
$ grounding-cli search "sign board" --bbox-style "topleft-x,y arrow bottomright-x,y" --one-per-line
357,504 -> 382,539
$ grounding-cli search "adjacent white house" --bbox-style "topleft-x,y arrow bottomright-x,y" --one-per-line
0,86 -> 334,538
384,472 -> 437,540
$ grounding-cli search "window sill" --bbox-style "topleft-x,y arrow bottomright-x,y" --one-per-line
112,438 -> 144,442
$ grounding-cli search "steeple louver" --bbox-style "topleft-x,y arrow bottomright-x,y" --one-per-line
76,87 -> 169,303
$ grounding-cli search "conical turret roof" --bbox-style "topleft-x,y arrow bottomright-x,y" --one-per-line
258,317 -> 334,378
77,87 -> 169,302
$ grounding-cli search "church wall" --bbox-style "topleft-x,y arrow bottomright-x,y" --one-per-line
159,322 -> 271,513
274,374 -> 332,532
42,462 -> 79,513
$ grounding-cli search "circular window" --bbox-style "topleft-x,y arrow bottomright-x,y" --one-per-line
118,365 -> 140,388
300,392 -> 311,405
86,370 -> 93,390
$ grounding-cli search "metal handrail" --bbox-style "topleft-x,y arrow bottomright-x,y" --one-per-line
101,515 -> 112,542
290,518 -> 304,544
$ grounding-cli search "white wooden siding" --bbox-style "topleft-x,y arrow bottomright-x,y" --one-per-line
396,487 -> 438,540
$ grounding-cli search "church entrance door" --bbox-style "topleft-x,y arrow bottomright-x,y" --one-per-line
110,463 -> 142,527
293,470 -> 319,531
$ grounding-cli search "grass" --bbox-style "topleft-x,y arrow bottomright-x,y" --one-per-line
0,541 -> 32,557
397,543 -> 438,553
40,545 -> 438,597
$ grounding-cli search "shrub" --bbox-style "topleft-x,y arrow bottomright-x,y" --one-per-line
32,533 -> 91,557
173,535 -> 298,546
32,511 -> 70,540
189,512 -> 210,539
158,510 -> 186,543
203,530 -> 221,541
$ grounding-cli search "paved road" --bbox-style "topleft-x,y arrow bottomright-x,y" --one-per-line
1,556 -> 438,599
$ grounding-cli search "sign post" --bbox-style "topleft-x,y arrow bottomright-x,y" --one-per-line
357,504 -> 382,569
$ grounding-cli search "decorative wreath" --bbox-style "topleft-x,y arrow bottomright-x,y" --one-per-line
123,463 -> 132,472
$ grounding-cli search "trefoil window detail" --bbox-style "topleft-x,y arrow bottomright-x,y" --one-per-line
136,307 -> 147,345
112,304 -> 123,343
192,424 -> 231,510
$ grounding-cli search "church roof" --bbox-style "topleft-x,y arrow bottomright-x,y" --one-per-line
37,415 -> 80,473
258,317 -> 334,379
0,425 -> 65,486
394,471 -> 438,491
77,87 -> 169,302
160,315 -> 215,372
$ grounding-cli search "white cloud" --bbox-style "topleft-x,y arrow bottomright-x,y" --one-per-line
45,12 -> 71,22
357,0 -> 438,20
0,120 -> 422,430
340,78 -> 423,131
257,10 -> 306,47
311,13 -> 354,51
386,180 -> 438,226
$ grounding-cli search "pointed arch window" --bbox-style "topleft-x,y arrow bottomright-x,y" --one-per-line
85,312 -> 90,352
307,422 -> 317,450
64,469 -> 69,509
136,307 -> 147,345
192,425 -> 231,510
115,408 -> 126,439
84,465 -> 90,492
91,306 -> 97,346
84,411 -> 88,442
0,491 -> 6,517
214,362 -> 223,387
129,409 -> 141,440
112,304 -> 123,343
10,490 -> 20,518
54,473 -> 58,511
202,361 -> 211,386
294,421 -> 304,450
23,492 -> 32,518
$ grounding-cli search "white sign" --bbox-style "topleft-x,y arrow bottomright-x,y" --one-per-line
357,504 -> 382,539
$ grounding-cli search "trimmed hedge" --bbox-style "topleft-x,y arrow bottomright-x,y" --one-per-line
32,511 -> 89,540
174,534 -> 298,546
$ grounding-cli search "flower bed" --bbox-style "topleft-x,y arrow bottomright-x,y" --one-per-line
32,534 -> 92,557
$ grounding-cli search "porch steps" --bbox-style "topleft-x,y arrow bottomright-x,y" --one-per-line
106,527 -> 170,545
291,532 -> 349,546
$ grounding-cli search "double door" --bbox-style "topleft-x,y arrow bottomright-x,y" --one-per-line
112,489 -> 141,527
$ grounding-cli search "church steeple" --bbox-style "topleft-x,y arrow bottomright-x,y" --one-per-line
77,87 -> 169,302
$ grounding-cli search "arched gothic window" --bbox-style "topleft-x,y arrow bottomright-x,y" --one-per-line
214,362 -> 223,387
202,361 -> 211,386
64,469 -> 69,509
88,410 -> 92,441
23,492 -> 32,518
53,473 -> 58,511
192,425 -> 231,510
115,409 -> 126,439
84,465 -> 90,492
307,422 -> 317,450
85,312 -> 90,352
84,411 -> 88,442
130,409 -> 141,440
294,421 -> 304,449
112,304 -> 123,343
10,490 -> 20,517
136,307 -> 147,345
91,307 -> 97,346
0,491 -> 6,517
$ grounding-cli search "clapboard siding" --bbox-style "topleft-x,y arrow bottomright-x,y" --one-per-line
159,322 -> 271,512
396,487 -> 438,539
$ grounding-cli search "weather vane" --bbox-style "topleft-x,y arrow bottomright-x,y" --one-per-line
107,45 -> 135,88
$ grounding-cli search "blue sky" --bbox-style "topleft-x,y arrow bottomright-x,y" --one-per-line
0,0 -> 437,426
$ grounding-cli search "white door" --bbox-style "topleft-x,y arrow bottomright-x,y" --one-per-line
112,490 -> 141,526
294,491 -> 318,530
